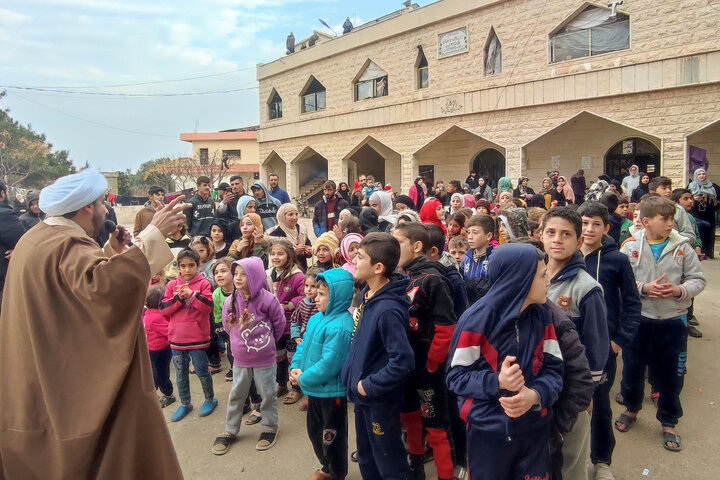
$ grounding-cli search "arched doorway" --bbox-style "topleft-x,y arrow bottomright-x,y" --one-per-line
605,138 -> 661,180
472,148 -> 506,188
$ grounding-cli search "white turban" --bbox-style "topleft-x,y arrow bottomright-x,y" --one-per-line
39,168 -> 108,216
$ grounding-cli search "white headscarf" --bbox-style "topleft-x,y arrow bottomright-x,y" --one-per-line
39,168 -> 108,216
369,191 -> 397,225
689,168 -> 716,197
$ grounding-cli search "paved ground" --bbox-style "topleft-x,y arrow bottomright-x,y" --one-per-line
115,207 -> 720,479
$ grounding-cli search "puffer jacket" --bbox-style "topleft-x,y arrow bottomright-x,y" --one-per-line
620,229 -> 706,319
160,272 -> 213,349
291,268 -> 354,397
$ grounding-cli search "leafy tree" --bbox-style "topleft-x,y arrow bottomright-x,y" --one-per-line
0,91 -> 74,188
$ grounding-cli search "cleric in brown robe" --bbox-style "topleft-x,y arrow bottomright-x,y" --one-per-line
0,168 -> 189,479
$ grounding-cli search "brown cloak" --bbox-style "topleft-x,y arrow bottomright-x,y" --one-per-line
0,221 -> 183,479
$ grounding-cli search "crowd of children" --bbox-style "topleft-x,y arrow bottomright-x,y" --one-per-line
138,170 -> 710,480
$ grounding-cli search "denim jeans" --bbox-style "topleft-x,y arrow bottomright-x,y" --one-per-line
172,348 -> 214,406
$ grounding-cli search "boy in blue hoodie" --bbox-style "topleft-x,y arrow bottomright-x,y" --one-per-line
341,233 -> 415,480
447,243 -> 564,480
290,268 -> 354,480
542,207 -> 608,480
578,201 -> 642,479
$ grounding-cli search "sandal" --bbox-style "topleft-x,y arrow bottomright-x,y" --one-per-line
663,431 -> 682,452
284,389 -> 303,405
245,409 -> 262,425
298,396 -> 309,411
614,412 -> 637,433
211,433 -> 235,456
277,385 -> 289,398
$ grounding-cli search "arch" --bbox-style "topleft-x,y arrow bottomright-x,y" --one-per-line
686,119 -> 720,184
522,111 -> 661,190
472,148 -> 506,188
267,88 -> 282,120
290,147 -> 329,203
343,136 -> 402,192
413,126 -> 506,188
604,138 -> 661,180
262,151 -> 287,189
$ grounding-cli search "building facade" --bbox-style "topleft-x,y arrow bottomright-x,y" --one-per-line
257,0 -> 720,196
179,127 -> 260,189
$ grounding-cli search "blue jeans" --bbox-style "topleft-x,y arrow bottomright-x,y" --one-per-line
172,348 -> 214,406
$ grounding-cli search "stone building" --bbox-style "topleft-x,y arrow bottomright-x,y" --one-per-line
256,0 -> 720,197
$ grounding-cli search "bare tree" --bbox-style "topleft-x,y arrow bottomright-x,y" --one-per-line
146,151 -> 231,191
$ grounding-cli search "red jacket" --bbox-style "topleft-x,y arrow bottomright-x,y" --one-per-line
143,308 -> 170,351
160,273 -> 213,349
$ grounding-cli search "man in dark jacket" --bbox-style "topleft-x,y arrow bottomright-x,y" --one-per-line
393,223 -> 457,480
579,202 -> 641,478
250,180 -> 280,230
19,191 -> 43,229
216,176 -> 244,223
185,176 -> 216,236
313,181 -> 349,237
0,180 -> 27,314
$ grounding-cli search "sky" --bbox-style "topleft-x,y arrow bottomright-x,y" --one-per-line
0,0 -> 423,172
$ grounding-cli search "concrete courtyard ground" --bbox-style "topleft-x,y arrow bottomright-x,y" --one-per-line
115,207 -> 720,479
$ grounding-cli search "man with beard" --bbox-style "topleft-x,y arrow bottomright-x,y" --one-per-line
0,168 -> 188,479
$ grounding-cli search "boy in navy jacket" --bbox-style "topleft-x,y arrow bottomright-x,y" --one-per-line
341,233 -> 414,480
579,201 -> 641,477
447,243 -> 564,480
542,207 -> 608,480
393,223 -> 457,480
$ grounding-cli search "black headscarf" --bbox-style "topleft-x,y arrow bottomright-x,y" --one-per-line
413,177 -> 425,211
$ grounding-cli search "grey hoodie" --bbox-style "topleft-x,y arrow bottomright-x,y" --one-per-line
251,181 -> 280,230
620,229 -> 706,320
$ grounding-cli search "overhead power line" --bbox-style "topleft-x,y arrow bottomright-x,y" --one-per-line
0,85 -> 258,97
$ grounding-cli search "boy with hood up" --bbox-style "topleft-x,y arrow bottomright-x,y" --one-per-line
251,180 -> 281,231
290,268 -> 355,480
446,243 -> 564,480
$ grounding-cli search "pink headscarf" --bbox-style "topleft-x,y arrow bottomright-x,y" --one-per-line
558,176 -> 575,204
340,233 -> 363,275
463,194 -> 476,208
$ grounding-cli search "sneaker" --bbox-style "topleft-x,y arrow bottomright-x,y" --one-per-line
595,463 -> 616,480
688,316 -> 699,326
688,325 -> 703,338
209,365 -> 223,374
225,370 -> 233,382
171,404 -> 193,422
160,395 -> 176,408
256,431 -> 277,451
198,399 -> 218,417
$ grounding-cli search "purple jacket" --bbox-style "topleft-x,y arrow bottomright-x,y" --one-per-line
266,266 -> 305,335
222,257 -> 286,368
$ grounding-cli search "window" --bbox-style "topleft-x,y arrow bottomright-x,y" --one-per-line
301,77 -> 326,113
550,5 -> 629,63
222,150 -> 242,159
199,148 -> 208,165
268,90 -> 282,119
484,28 -> 502,75
354,61 -> 388,101
416,47 -> 429,89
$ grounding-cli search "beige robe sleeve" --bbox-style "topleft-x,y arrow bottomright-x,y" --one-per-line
103,224 -> 173,275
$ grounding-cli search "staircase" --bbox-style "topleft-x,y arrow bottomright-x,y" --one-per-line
298,175 -> 327,207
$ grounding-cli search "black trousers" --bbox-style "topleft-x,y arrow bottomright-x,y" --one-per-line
307,396 -> 348,480
621,316 -> 688,427
591,351 -> 617,465
355,400 -> 411,480
149,346 -> 173,396
207,317 -> 221,367
219,330 -> 234,369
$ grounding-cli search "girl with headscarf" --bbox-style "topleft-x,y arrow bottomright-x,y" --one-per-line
584,180 -> 609,203
368,191 -> 397,233
631,173 -> 650,203
473,176 -> 492,202
513,176 -> 535,200
448,193 -> 464,216
689,168 -> 718,258
494,177 -> 513,203
554,176 -> 574,205
419,198 -> 447,234
267,203 -> 312,269
340,233 -> 363,275
358,207 -> 380,235
621,165 -> 641,198
229,213 -> 269,267
539,177 -> 554,209
463,194 -> 476,211
408,176 -> 426,211
338,182 -> 351,204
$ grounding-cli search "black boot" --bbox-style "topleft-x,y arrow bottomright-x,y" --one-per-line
409,453 -> 426,480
